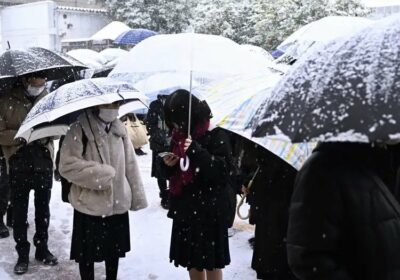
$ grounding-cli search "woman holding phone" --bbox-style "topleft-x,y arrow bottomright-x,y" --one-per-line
163,89 -> 232,280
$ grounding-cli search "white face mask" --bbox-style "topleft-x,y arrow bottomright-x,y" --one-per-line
26,85 -> 45,97
98,108 -> 119,123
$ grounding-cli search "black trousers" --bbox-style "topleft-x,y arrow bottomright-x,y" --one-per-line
10,161 -> 53,257
0,154 -> 11,219
0,173 -> 10,217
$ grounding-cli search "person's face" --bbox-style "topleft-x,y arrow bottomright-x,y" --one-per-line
23,77 -> 47,97
24,77 -> 46,88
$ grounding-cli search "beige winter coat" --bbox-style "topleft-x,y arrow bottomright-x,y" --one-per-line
59,110 -> 148,216
0,86 -> 54,171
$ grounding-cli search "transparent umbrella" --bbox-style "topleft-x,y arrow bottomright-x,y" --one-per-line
196,70 -> 313,170
16,77 -> 147,142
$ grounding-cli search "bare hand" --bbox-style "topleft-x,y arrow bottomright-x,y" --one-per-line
241,185 -> 249,195
183,138 -> 192,153
163,155 -> 179,167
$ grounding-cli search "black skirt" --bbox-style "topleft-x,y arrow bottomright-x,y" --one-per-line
169,220 -> 230,271
70,210 -> 130,263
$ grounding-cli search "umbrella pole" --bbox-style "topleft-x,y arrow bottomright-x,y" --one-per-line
180,32 -> 195,172
180,70 -> 192,172
187,70 -> 193,138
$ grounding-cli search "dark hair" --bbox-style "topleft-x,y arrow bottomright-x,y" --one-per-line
164,89 -> 212,134
23,73 -> 47,80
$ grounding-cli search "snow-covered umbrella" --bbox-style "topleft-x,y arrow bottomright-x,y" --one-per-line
134,72 -> 200,101
67,49 -> 107,69
16,77 -> 148,142
252,15 -> 400,143
99,48 -> 128,64
276,16 -> 372,61
109,33 -> 273,85
113,28 -> 158,45
240,44 -> 274,62
0,47 -> 87,82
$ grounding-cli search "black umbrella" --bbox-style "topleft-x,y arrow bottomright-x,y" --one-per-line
252,15 -> 400,143
0,47 -> 87,81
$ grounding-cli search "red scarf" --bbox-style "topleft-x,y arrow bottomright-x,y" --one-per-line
169,120 -> 210,196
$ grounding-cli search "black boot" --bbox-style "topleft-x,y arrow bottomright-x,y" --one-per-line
0,218 -> 9,238
35,247 -> 58,265
14,256 -> 29,275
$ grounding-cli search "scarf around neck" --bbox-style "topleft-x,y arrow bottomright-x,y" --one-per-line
169,120 -> 210,196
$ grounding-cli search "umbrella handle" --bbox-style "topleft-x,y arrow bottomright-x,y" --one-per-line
180,156 -> 190,171
236,193 -> 250,220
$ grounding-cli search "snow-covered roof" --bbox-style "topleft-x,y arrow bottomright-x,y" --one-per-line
57,6 -> 107,14
90,21 -> 131,41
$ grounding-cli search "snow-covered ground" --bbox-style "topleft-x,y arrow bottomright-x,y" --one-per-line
0,145 -> 256,280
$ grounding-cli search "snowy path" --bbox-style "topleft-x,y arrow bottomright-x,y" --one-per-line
0,145 -> 256,279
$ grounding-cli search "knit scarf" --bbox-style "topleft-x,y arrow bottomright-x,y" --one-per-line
169,120 -> 210,196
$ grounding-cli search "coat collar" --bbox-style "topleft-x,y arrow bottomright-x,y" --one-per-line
79,109 -> 126,140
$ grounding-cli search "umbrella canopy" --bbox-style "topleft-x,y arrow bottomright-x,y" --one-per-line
114,28 -> 158,45
90,21 -> 131,41
252,15 -> 400,143
67,49 -> 107,69
0,75 -> 17,91
16,77 -> 148,142
0,47 -> 87,81
109,33 -> 273,87
195,71 -> 313,170
276,16 -> 372,60
240,44 -> 274,62
134,72 -> 200,101
100,48 -> 128,63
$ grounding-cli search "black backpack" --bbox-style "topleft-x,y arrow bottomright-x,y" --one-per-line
55,128 -> 88,203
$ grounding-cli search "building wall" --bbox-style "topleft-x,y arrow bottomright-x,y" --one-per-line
0,0 -> 104,9
57,8 -> 110,41
1,1 -> 110,51
1,1 -> 58,50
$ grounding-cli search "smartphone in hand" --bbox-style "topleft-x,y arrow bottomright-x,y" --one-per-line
158,152 -> 177,158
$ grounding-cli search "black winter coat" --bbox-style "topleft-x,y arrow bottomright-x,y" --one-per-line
146,98 -> 170,152
236,139 -> 297,279
167,128 -> 233,226
287,142 -> 400,280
